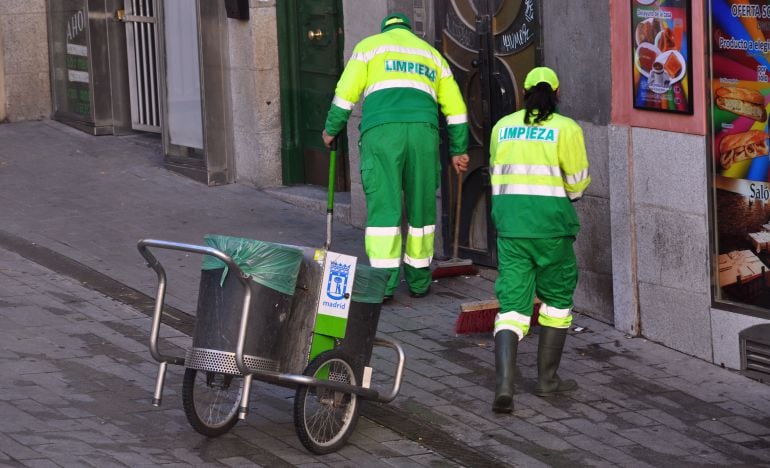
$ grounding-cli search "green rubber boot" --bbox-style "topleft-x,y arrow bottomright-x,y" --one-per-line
493,330 -> 518,413
534,326 -> 578,397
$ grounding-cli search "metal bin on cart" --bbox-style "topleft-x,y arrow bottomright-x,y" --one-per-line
186,234 -> 304,375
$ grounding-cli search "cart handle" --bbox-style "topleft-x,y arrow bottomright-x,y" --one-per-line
372,335 -> 406,403
136,239 -> 253,377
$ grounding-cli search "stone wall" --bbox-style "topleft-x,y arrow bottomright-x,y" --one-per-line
0,0 -> 50,122
611,127 -> 713,360
227,0 -> 282,187
542,0 -> 614,323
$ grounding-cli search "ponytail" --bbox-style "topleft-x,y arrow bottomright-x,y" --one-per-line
523,82 -> 559,125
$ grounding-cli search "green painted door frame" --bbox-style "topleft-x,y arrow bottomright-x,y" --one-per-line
277,0 -> 347,188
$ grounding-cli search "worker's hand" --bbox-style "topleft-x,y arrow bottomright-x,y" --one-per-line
451,154 -> 470,174
322,129 -> 336,148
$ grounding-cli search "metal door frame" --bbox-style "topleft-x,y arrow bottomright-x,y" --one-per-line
154,0 -> 234,185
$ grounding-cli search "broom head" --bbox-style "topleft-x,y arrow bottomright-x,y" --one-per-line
432,257 -> 478,279
455,299 -> 541,335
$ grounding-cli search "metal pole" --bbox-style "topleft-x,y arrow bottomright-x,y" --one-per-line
152,361 -> 167,406
325,138 -> 338,251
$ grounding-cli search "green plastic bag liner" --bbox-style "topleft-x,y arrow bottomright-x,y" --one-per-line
351,263 -> 390,303
200,234 -> 303,296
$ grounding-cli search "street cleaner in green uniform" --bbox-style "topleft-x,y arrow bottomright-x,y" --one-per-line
489,67 -> 591,413
322,13 -> 469,300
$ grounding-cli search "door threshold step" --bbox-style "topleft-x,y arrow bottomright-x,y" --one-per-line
263,185 -> 351,225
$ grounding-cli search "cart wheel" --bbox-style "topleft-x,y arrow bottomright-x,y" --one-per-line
182,368 -> 243,437
294,350 -> 360,454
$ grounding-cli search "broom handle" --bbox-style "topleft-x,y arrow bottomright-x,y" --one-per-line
325,138 -> 337,251
453,170 -> 463,259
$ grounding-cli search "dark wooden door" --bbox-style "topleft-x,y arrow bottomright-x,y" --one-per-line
278,0 -> 349,190
436,0 -> 540,266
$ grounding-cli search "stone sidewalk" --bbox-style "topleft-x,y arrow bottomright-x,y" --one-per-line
0,120 -> 769,467
0,246 -> 459,467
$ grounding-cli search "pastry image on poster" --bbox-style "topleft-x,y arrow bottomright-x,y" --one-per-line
710,0 -> 770,309
631,0 -> 692,113
711,0 -> 770,183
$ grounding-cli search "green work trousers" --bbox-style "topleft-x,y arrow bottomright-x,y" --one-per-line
360,122 -> 440,295
495,236 -> 578,318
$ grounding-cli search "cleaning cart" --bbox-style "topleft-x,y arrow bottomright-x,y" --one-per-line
136,143 -> 405,454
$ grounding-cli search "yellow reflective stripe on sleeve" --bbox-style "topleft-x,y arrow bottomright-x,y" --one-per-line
364,80 -> 436,100
332,95 -> 354,111
491,182 -> 567,197
537,303 -> 573,329
446,114 -> 468,125
564,168 -> 589,185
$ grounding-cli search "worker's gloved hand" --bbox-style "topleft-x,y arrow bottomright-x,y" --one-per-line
322,129 -> 336,149
452,154 -> 470,174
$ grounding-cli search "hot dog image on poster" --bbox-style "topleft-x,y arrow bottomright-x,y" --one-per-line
632,0 -> 692,113
711,1 -> 770,307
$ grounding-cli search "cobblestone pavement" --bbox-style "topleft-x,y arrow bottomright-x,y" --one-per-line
0,120 -> 769,467
0,247 -> 459,467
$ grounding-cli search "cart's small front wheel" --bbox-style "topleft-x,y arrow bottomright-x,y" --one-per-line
294,350 -> 360,454
182,368 -> 243,437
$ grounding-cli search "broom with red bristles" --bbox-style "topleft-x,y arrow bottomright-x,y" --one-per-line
432,171 -> 478,278
455,298 -> 541,334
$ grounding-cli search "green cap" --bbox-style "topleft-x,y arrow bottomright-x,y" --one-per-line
524,67 -> 560,91
381,13 -> 411,32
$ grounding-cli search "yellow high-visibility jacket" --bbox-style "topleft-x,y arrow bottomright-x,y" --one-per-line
325,26 -> 468,155
489,110 -> 591,238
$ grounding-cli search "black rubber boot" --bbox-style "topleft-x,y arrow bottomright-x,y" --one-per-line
493,330 -> 518,413
535,326 -> 578,397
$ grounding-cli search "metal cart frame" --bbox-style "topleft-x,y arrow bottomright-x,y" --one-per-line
137,238 -> 406,453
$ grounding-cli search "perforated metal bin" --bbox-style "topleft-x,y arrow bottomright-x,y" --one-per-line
185,238 -> 304,375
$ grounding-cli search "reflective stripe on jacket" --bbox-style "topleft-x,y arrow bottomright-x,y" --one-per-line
325,28 -> 468,155
489,110 -> 591,238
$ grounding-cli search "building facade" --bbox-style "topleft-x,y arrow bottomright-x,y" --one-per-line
1,0 -> 768,374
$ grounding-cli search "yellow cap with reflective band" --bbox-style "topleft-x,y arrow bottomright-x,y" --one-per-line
524,67 -> 559,91
381,13 -> 411,32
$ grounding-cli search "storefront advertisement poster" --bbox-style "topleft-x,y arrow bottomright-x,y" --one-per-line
631,0 -> 693,114
711,0 -> 770,311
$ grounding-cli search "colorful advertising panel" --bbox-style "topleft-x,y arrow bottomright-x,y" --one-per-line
631,0 -> 693,114
711,0 -> 770,312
